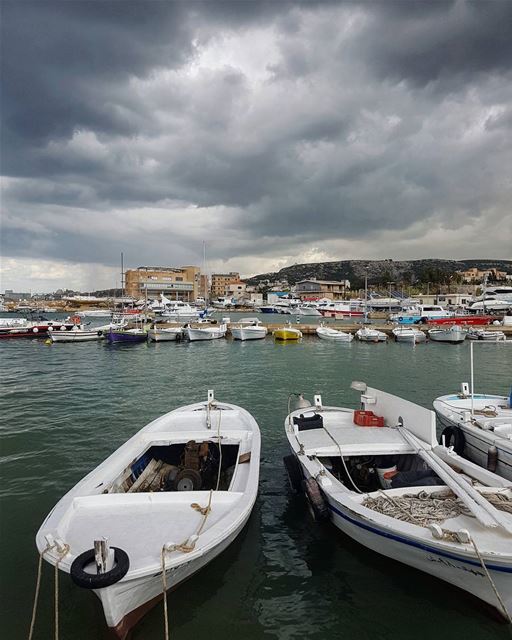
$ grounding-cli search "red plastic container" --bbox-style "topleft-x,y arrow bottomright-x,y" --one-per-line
353,410 -> 385,427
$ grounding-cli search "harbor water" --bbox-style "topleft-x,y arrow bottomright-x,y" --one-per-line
1,322 -> 511,640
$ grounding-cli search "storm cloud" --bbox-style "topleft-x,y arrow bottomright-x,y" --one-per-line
1,0 -> 511,291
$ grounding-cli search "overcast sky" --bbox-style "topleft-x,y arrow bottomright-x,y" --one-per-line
1,0 -> 511,292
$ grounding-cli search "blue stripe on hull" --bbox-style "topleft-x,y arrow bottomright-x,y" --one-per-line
328,503 -> 512,574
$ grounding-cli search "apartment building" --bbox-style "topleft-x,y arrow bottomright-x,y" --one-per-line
210,272 -> 240,298
125,266 -> 201,301
458,267 -> 508,283
294,278 -> 350,301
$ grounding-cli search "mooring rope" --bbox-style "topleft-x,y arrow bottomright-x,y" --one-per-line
471,537 -> 512,623
28,542 -> 70,640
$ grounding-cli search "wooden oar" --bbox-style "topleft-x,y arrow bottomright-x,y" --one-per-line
397,426 -> 512,535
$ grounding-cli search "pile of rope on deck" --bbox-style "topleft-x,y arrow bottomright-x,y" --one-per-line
363,490 -> 469,526
363,489 -> 512,527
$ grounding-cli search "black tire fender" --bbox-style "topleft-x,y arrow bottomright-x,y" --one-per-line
70,547 -> 129,589
302,477 -> 329,522
439,426 -> 465,455
97,330 -> 103,337
283,454 -> 303,493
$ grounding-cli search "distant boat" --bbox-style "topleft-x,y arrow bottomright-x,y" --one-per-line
392,327 -> 427,344
77,309 -> 112,318
428,326 -> 467,344
273,325 -> 302,341
231,319 -> 267,341
147,327 -> 183,342
391,305 -> 454,325
316,325 -> 353,342
467,329 -> 506,341
258,305 -> 277,314
355,327 -> 387,342
106,328 -> 148,344
186,323 -> 227,341
50,328 -> 105,343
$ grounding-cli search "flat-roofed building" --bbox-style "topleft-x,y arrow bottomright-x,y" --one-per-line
210,272 -> 240,298
295,278 -> 350,301
125,266 -> 201,301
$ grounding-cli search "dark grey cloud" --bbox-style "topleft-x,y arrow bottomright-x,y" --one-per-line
1,0 -> 511,291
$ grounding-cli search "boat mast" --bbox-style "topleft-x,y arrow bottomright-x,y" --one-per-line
364,266 -> 368,323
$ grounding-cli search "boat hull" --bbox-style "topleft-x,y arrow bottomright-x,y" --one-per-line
429,316 -> 494,326
273,329 -> 302,341
186,326 -> 226,341
231,327 -> 267,341
107,331 -> 147,343
147,329 -> 182,342
428,329 -> 467,344
434,400 -> 512,482
50,330 -> 104,342
102,509 -> 253,639
325,493 -> 512,619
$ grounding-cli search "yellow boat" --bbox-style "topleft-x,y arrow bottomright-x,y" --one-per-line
273,326 -> 302,341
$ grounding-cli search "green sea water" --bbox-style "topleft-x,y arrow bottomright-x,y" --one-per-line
1,319 -> 511,640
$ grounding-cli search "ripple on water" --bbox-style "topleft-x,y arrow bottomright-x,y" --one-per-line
0,336 -> 511,640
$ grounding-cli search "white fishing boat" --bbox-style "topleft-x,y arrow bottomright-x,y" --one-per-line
49,327 -> 105,342
186,323 -> 227,341
428,325 -> 467,344
355,327 -> 388,342
392,327 -> 427,343
434,386 -> 512,482
316,325 -> 354,342
147,327 -> 183,342
467,329 -> 506,341
36,391 -> 260,638
231,319 -> 268,341
284,385 -> 512,621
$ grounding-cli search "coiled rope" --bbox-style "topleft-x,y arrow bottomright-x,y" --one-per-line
28,542 -> 70,640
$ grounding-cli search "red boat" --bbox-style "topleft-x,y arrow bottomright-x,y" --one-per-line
0,316 -> 80,339
427,315 -> 494,326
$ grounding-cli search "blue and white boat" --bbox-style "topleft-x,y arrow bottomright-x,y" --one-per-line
391,304 -> 454,325
285,385 -> 512,621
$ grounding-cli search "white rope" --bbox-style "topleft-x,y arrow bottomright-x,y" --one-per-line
28,543 -> 69,640
471,537 -> 512,623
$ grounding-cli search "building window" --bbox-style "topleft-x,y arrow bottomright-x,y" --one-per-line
176,277 -> 183,281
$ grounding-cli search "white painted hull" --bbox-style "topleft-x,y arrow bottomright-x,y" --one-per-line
186,325 -> 227,341
434,396 -> 512,481
231,327 -> 267,341
147,328 -> 182,342
356,328 -> 387,342
36,398 -> 261,638
316,327 -> 353,342
50,330 -> 104,342
98,507 -> 252,634
392,329 -> 427,343
429,328 -> 467,343
326,492 -> 512,617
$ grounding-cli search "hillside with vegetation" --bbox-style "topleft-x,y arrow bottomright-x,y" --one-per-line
245,259 -> 512,290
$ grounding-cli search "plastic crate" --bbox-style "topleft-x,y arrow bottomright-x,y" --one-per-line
353,410 -> 385,428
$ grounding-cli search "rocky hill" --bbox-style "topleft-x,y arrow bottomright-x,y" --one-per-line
245,259 -> 512,290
